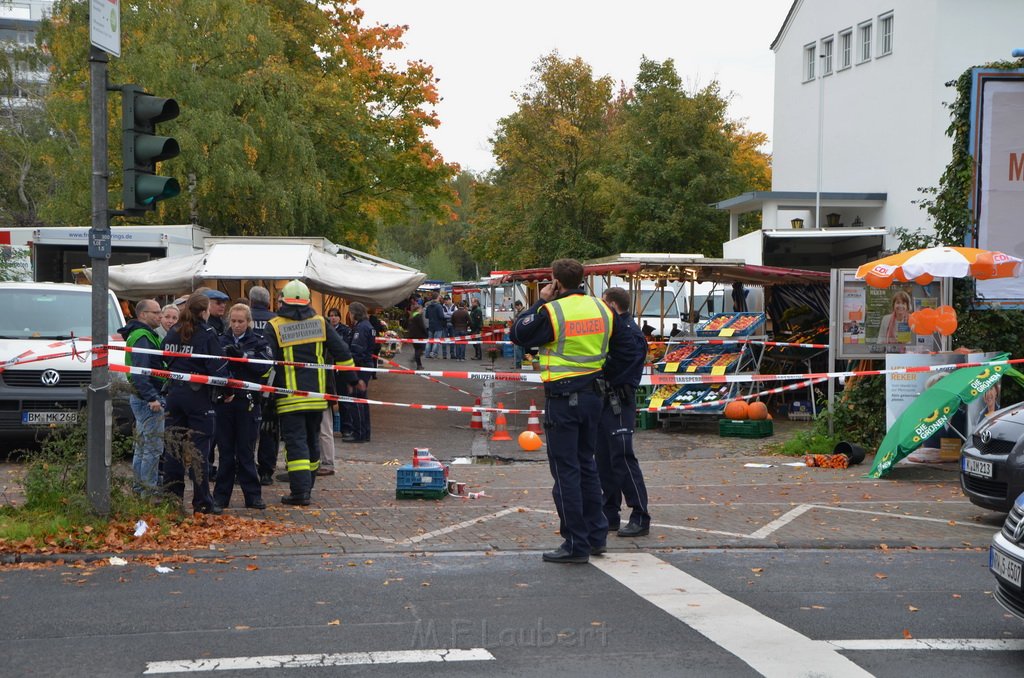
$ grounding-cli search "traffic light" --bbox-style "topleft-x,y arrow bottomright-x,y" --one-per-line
122,84 -> 180,213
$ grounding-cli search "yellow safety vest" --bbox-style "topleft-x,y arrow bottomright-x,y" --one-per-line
268,314 -> 332,415
539,294 -> 612,383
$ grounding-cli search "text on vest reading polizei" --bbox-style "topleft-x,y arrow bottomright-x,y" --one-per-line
564,318 -> 604,337
277,318 -> 326,345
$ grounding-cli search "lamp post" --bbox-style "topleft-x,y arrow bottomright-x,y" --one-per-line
815,52 -> 826,229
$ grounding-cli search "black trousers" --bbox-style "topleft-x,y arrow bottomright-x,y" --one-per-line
595,388 -> 650,529
279,409 -> 323,497
163,386 -> 216,511
544,390 -> 608,556
213,398 -> 262,507
256,405 -> 279,477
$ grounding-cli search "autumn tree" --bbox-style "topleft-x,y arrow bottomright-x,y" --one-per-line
23,0 -> 456,247
596,57 -> 770,255
467,52 -> 616,268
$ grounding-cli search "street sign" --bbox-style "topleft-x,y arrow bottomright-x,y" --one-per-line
89,0 -> 121,58
88,228 -> 111,259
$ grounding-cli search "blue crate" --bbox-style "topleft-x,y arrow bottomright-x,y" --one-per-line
396,464 -> 447,491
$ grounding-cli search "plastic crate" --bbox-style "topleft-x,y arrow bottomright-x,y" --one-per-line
720,312 -> 766,337
396,464 -> 447,492
635,410 -> 657,430
695,313 -> 738,336
635,385 -> 654,406
695,312 -> 766,337
718,419 -> 774,438
396,487 -> 448,500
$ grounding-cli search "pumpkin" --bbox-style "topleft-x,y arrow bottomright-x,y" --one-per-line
747,401 -> 769,421
723,400 -> 749,420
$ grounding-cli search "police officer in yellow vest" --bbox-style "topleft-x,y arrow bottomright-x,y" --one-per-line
511,258 -> 615,564
265,280 -> 358,506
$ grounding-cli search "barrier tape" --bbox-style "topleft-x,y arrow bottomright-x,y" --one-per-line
103,344 -> 1024,387
378,356 -> 477,398
375,329 -> 505,345
649,338 -> 829,349
642,377 -> 828,413
109,363 -> 541,415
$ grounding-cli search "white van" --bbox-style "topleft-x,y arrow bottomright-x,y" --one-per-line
0,282 -> 126,439
635,281 -> 726,337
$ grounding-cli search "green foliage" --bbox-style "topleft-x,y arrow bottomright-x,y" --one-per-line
15,0 -> 457,247
467,54 -> 771,268
769,422 -> 840,457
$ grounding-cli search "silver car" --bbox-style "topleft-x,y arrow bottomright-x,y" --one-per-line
992,491 -> 1024,620
960,402 -> 1024,512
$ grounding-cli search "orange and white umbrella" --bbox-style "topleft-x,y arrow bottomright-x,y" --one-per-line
855,246 -> 1023,288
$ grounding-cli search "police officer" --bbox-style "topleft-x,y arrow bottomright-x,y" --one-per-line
511,258 -> 613,564
213,303 -> 273,510
161,292 -> 231,514
345,302 -> 375,443
249,286 -> 279,485
265,280 -> 357,506
596,287 -> 651,537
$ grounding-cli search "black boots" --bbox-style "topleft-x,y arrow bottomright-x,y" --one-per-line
280,494 -> 311,506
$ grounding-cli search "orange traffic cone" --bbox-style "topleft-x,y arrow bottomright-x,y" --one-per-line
491,402 -> 512,441
470,398 -> 483,430
526,400 -> 543,435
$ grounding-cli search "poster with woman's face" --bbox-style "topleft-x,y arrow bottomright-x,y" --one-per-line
865,285 -> 914,348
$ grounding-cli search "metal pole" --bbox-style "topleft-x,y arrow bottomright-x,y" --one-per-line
87,46 -> 112,515
815,53 -> 825,229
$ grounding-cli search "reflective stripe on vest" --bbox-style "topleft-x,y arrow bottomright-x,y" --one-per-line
539,295 -> 612,382
270,316 -> 330,414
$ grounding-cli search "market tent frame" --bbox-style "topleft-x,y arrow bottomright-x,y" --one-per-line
82,239 -> 426,308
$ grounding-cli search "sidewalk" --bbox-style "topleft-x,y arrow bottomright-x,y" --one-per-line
2,353 -> 999,559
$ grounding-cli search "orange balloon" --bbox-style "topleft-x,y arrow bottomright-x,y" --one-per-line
910,307 -> 938,334
518,430 -> 542,451
935,310 -> 958,336
937,305 -> 956,318
865,271 -> 893,289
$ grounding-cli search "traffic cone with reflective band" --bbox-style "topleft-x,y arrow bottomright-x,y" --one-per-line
491,402 -> 512,441
470,398 -> 483,430
526,400 -> 543,435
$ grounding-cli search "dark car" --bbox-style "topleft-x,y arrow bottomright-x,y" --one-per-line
960,401 -> 1024,512
991,491 -> 1024,621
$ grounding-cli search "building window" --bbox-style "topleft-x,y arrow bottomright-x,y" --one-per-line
804,43 -> 816,81
879,13 -> 893,56
838,29 -> 852,70
821,37 -> 834,75
858,21 -> 872,63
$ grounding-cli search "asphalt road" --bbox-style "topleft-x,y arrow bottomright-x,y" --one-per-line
2,549 -> 1021,677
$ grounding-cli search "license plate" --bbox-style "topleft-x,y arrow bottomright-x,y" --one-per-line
962,457 -> 993,478
991,546 -> 1023,588
22,411 -> 78,425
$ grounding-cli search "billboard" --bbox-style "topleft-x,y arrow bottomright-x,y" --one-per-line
970,69 -> 1024,306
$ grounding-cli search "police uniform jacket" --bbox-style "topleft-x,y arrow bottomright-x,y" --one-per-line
265,304 -> 357,414
603,311 -> 647,389
161,320 -> 230,385
250,303 -> 276,335
208,314 -> 226,336
117,318 -> 164,403
511,289 -> 618,396
350,318 -> 376,381
220,328 -> 273,385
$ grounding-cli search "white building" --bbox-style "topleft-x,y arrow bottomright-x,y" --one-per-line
0,0 -> 54,110
718,0 -> 1024,270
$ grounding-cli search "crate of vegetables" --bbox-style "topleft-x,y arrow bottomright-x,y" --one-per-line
721,312 -> 765,337
688,384 -> 737,413
695,313 -> 736,336
657,343 -> 699,373
666,385 -> 709,408
644,384 -> 681,410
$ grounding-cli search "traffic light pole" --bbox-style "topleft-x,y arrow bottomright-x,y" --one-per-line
87,45 -> 112,516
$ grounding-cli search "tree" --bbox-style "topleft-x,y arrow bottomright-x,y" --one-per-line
26,0 -> 456,246
597,57 -> 768,255
467,52 -> 616,268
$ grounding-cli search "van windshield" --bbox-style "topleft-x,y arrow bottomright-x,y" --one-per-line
637,291 -> 682,318
0,289 -> 122,339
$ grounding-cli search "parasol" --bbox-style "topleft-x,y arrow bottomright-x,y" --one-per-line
855,246 -> 1023,288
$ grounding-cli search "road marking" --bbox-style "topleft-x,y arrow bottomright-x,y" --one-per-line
593,552 -> 872,677
825,638 -> 1024,651
144,648 -> 495,674
404,508 -> 524,543
746,503 -> 816,539
813,504 -> 995,529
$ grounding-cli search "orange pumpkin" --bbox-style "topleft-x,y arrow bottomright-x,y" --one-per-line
747,401 -> 769,420
723,400 -> 749,420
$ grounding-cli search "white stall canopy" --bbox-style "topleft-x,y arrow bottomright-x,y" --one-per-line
83,240 -> 426,308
